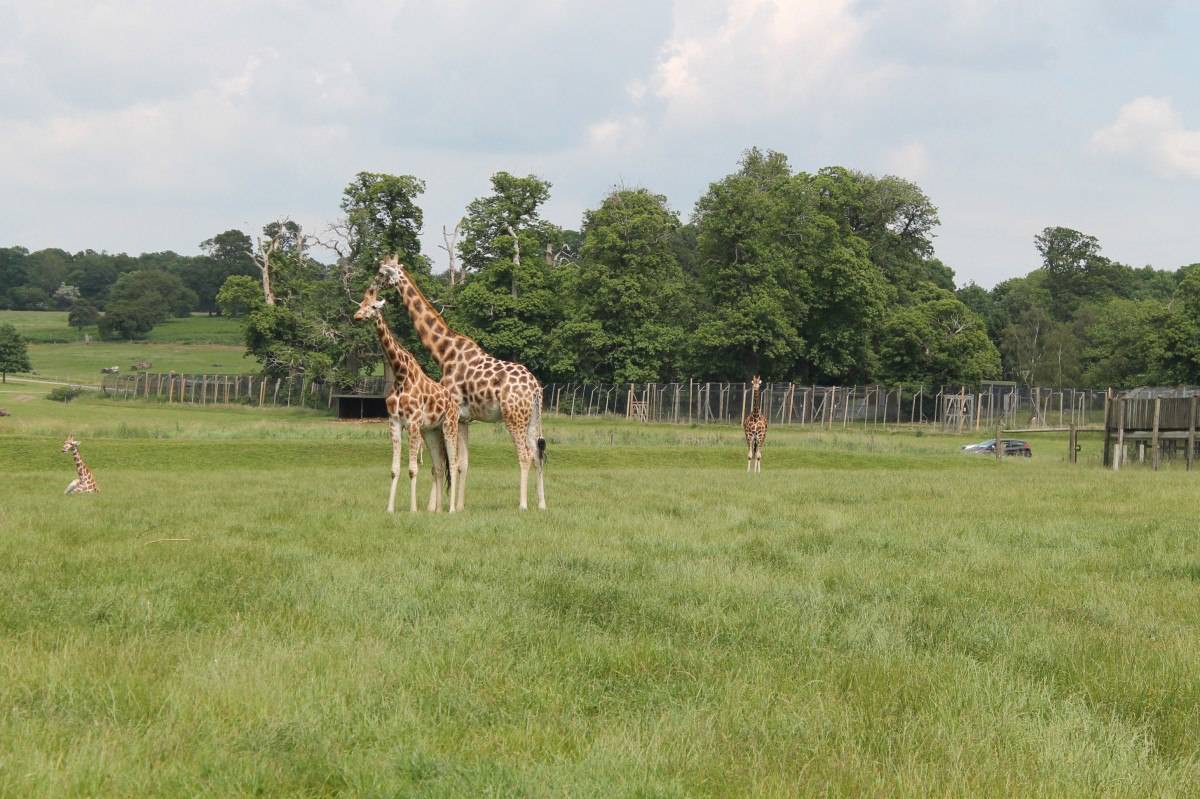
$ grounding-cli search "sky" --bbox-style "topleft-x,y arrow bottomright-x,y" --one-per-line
1,0 -> 1198,288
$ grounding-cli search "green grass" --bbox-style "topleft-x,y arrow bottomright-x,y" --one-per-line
1,388 -> 1198,797
23,341 -> 256,385
0,310 -> 245,345
2,310 -> 255,384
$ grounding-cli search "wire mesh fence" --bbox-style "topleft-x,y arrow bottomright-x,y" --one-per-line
541,382 -> 1111,430
100,372 -> 1111,430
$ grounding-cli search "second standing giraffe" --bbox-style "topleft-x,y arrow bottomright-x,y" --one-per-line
744,376 -> 768,473
376,256 -> 546,511
355,283 -> 459,513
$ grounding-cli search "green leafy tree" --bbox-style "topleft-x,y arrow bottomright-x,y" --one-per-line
0,247 -> 29,307
452,172 -> 566,373
878,293 -> 1000,387
66,251 -> 119,306
1081,299 -> 1173,386
188,229 -> 257,314
0,323 -> 32,382
691,149 -> 804,379
97,270 -> 197,339
216,275 -> 264,318
106,270 -> 197,319
341,173 -> 427,269
23,249 -> 72,294
551,188 -> 688,382
9,285 -> 50,310
67,299 -> 100,331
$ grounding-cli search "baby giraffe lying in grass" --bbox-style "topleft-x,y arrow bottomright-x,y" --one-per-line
62,436 -> 99,494
354,282 -> 460,513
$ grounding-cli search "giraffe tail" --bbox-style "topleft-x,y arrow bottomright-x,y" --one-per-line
441,440 -> 451,492
530,391 -> 546,465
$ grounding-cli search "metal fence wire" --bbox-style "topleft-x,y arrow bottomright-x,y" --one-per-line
541,382 -> 1110,430
101,373 -> 1110,430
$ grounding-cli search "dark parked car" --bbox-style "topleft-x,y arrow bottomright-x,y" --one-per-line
961,438 -> 1032,457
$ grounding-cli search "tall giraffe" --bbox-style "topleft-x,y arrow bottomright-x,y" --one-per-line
743,376 -> 767,473
61,436 -> 99,494
376,256 -> 546,511
355,283 -> 459,513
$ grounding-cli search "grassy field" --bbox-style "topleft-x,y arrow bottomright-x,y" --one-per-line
2,385 -> 1198,797
0,311 -> 255,383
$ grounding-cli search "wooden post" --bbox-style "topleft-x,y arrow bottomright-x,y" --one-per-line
843,387 -> 851,428
1102,390 -> 1113,467
994,422 -> 1003,462
1114,398 -> 1125,471
1189,395 -> 1197,472
1152,397 -> 1162,471
1069,424 -> 1077,465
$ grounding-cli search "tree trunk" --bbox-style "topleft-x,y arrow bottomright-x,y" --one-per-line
506,224 -> 520,298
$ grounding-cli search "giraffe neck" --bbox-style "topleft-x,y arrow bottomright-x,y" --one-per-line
750,385 -> 761,415
389,272 -> 477,367
71,448 -> 89,477
372,314 -> 420,389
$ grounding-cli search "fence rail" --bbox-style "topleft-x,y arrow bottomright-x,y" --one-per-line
101,372 -> 1111,430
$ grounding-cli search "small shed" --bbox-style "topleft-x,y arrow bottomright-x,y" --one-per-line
1104,387 -> 1200,470
333,393 -> 389,420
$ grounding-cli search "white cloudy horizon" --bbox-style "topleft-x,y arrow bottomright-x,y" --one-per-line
2,0 -> 1198,288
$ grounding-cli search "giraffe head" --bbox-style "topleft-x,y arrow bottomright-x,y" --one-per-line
354,283 -> 387,321
377,254 -> 407,288
751,375 -> 762,394
61,435 -> 79,453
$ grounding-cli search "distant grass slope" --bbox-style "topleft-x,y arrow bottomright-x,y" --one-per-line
25,341 -> 257,384
0,310 -> 246,344
0,389 -> 1195,796
1,311 -> 255,382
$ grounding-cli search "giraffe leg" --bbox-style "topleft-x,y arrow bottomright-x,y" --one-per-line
455,422 -> 470,512
505,414 -> 533,511
528,398 -> 546,510
443,418 -> 459,514
747,440 -> 754,473
386,416 -> 403,513
423,429 -> 448,512
408,421 -> 423,513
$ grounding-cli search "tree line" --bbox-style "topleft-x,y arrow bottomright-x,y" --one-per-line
2,148 -> 1194,389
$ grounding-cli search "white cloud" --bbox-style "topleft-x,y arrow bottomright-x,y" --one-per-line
648,0 -> 867,116
1090,96 -> 1200,179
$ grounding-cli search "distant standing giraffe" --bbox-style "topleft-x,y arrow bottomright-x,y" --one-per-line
62,436 -> 99,494
376,256 -> 546,511
354,283 -> 459,513
744,376 -> 767,473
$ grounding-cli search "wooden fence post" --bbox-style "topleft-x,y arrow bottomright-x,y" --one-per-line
1189,395 -> 1197,472
1151,397 -> 1162,471
1114,397 -> 1125,471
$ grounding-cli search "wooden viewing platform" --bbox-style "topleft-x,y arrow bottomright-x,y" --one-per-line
1103,387 -> 1200,471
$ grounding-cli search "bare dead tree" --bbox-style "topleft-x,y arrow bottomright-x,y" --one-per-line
505,224 -> 520,298
247,225 -> 291,306
439,220 -> 463,287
